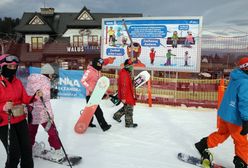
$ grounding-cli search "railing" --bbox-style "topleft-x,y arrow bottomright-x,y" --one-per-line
103,72 -> 225,108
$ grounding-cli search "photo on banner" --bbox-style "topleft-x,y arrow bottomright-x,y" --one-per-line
101,16 -> 203,72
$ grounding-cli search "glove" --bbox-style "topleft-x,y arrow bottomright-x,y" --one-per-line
240,120 -> 248,135
3,101 -> 13,112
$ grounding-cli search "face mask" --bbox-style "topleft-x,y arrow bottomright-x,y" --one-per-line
125,65 -> 133,72
94,65 -> 102,71
1,65 -> 17,80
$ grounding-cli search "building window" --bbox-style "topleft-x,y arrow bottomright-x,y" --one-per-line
31,37 -> 43,51
88,35 -> 98,46
73,35 -> 83,47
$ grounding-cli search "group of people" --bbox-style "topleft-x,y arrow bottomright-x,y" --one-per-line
81,57 -> 138,130
0,54 -> 66,168
1,52 -> 248,168
0,54 -> 138,167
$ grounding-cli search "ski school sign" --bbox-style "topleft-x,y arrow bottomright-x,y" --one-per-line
29,67 -> 86,98
101,17 -> 203,72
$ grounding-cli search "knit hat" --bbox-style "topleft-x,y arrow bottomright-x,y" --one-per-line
41,63 -> 55,74
238,57 -> 248,70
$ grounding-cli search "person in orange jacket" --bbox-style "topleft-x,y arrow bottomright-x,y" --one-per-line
113,59 -> 137,128
195,57 -> 248,168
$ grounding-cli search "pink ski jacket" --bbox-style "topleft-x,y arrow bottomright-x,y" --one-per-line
81,65 -> 101,96
26,74 -> 54,125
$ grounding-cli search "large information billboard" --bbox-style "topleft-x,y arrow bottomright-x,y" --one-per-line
101,17 -> 203,72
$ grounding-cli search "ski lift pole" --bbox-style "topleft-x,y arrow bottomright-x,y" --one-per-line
40,97 -> 73,168
122,19 -> 137,97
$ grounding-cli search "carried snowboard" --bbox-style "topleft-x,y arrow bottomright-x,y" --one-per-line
74,76 -> 110,134
177,153 -> 225,168
109,70 -> 150,106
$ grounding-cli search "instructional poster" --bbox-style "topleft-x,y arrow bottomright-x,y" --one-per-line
101,17 -> 203,72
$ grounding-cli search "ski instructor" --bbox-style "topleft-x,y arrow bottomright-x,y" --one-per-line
0,54 -> 43,168
195,57 -> 248,168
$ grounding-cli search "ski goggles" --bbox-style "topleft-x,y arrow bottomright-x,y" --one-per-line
240,63 -> 248,70
0,54 -> 19,66
98,58 -> 104,65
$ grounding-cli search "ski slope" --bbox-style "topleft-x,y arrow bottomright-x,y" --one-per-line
0,98 -> 233,168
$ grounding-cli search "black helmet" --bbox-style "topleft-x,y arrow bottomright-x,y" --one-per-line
92,58 -> 104,71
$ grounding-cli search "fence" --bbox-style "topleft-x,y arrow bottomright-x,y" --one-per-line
103,72 -> 226,108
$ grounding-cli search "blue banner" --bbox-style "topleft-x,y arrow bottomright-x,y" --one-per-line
29,67 -> 86,98
58,69 -> 85,98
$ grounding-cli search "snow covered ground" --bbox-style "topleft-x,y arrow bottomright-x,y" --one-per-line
0,98 -> 234,168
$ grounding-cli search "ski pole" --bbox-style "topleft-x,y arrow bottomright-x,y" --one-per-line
7,109 -> 13,167
40,97 -> 73,168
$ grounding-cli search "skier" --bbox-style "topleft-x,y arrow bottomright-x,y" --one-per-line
81,58 -> 111,131
195,57 -> 248,168
26,63 -> 65,161
0,54 -> 43,168
113,59 -> 138,128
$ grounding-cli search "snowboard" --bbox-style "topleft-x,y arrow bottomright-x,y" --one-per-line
109,70 -> 150,106
74,76 -> 110,134
177,153 -> 225,168
34,149 -> 82,166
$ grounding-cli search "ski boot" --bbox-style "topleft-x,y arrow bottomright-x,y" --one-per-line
201,149 -> 213,168
32,141 -> 46,157
233,156 -> 247,168
125,123 -> 138,128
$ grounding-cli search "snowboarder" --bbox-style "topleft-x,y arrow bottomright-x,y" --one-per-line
81,58 -> 111,131
26,63 -> 65,161
195,57 -> 248,168
113,59 -> 138,128
0,54 -> 43,168
164,49 -> 176,66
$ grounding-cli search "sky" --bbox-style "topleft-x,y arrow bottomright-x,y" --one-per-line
0,98 -> 234,168
0,0 -> 248,31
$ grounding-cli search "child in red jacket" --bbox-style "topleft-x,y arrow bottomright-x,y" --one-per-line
113,59 -> 137,128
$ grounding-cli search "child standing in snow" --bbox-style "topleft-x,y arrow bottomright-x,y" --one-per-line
113,59 -> 138,128
27,63 -> 64,161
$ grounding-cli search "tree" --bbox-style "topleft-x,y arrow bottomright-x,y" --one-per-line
0,17 -> 20,39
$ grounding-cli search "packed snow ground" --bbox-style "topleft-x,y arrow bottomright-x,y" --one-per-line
0,98 -> 234,168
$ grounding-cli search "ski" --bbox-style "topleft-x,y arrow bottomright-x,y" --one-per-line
177,153 -> 225,168
34,149 -> 82,166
